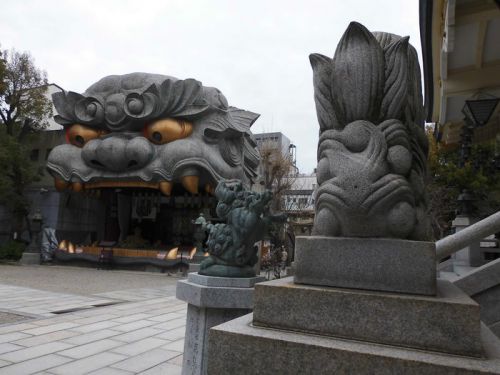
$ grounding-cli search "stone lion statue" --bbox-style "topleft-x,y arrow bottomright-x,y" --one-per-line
310,22 -> 431,240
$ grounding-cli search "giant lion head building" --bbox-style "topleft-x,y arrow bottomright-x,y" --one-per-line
46,73 -> 260,248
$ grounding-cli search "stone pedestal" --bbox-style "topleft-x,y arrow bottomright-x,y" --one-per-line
294,236 -> 436,295
20,251 -> 41,265
209,314 -> 500,374
207,237 -> 500,374
176,272 -> 264,375
253,278 -> 482,357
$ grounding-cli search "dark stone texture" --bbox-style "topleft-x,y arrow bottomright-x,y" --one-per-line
208,314 -> 500,375
253,277 -> 483,357
294,236 -> 436,295
310,22 -> 431,240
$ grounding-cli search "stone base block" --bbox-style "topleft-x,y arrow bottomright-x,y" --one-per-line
187,273 -> 264,288
188,263 -> 201,273
176,273 -> 264,375
253,277 -> 483,357
19,252 -> 40,265
208,314 -> 500,374
176,273 -> 264,309
294,236 -> 436,295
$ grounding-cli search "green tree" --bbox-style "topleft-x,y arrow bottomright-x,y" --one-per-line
0,50 -> 6,95
426,127 -> 500,239
0,48 -> 52,235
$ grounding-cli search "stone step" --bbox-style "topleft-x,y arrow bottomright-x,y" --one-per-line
208,314 -> 500,374
253,277 -> 483,357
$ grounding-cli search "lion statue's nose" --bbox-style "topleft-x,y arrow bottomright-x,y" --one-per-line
82,136 -> 154,172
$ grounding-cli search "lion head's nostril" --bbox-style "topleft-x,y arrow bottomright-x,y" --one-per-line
127,160 -> 138,168
75,135 -> 85,147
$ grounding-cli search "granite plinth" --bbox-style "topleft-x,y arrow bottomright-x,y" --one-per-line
294,236 -> 436,295
188,272 -> 264,288
20,252 -> 41,265
253,277 -> 483,357
208,314 -> 500,375
176,273 -> 264,309
176,273 -> 263,375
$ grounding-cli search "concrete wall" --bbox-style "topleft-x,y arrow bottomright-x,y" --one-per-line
453,258 -> 500,337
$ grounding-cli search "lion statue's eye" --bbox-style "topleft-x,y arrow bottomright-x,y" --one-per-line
66,124 -> 106,147
143,118 -> 193,145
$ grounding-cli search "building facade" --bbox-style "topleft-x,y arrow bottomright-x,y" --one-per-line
421,0 -> 500,146
253,132 -> 291,156
420,0 -> 500,269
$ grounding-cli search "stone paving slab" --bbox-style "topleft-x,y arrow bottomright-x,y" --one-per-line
0,311 -> 30,325
88,367 -> 134,375
139,362 -> 182,375
111,347 -> 180,373
94,287 -> 177,301
0,353 -> 73,375
49,352 -> 128,375
111,337 -> 168,356
0,281 -> 187,374
0,284 -> 119,318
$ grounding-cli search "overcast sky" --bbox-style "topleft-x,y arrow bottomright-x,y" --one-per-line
0,0 -> 422,173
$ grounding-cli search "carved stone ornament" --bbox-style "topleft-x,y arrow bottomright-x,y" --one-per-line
310,22 -> 431,240
199,181 -> 286,277
47,73 -> 261,194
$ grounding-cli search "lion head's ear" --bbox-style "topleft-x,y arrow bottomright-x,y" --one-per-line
379,36 -> 410,121
330,22 -> 384,126
158,78 -> 208,118
309,53 -> 339,132
52,90 -> 83,126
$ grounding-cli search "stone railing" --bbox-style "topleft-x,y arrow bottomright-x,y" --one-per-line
436,211 -> 500,260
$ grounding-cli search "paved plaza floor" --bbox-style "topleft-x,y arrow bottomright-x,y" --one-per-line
0,264 -> 187,374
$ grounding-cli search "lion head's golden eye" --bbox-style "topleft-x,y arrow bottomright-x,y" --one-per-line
144,118 -> 193,145
66,124 -> 106,148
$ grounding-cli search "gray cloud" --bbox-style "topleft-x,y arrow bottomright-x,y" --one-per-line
0,0 -> 421,172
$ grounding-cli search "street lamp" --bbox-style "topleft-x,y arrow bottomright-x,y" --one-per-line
289,144 -> 296,165
462,98 -> 499,127
288,144 -> 298,176
459,94 -> 499,167
20,209 -> 44,264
